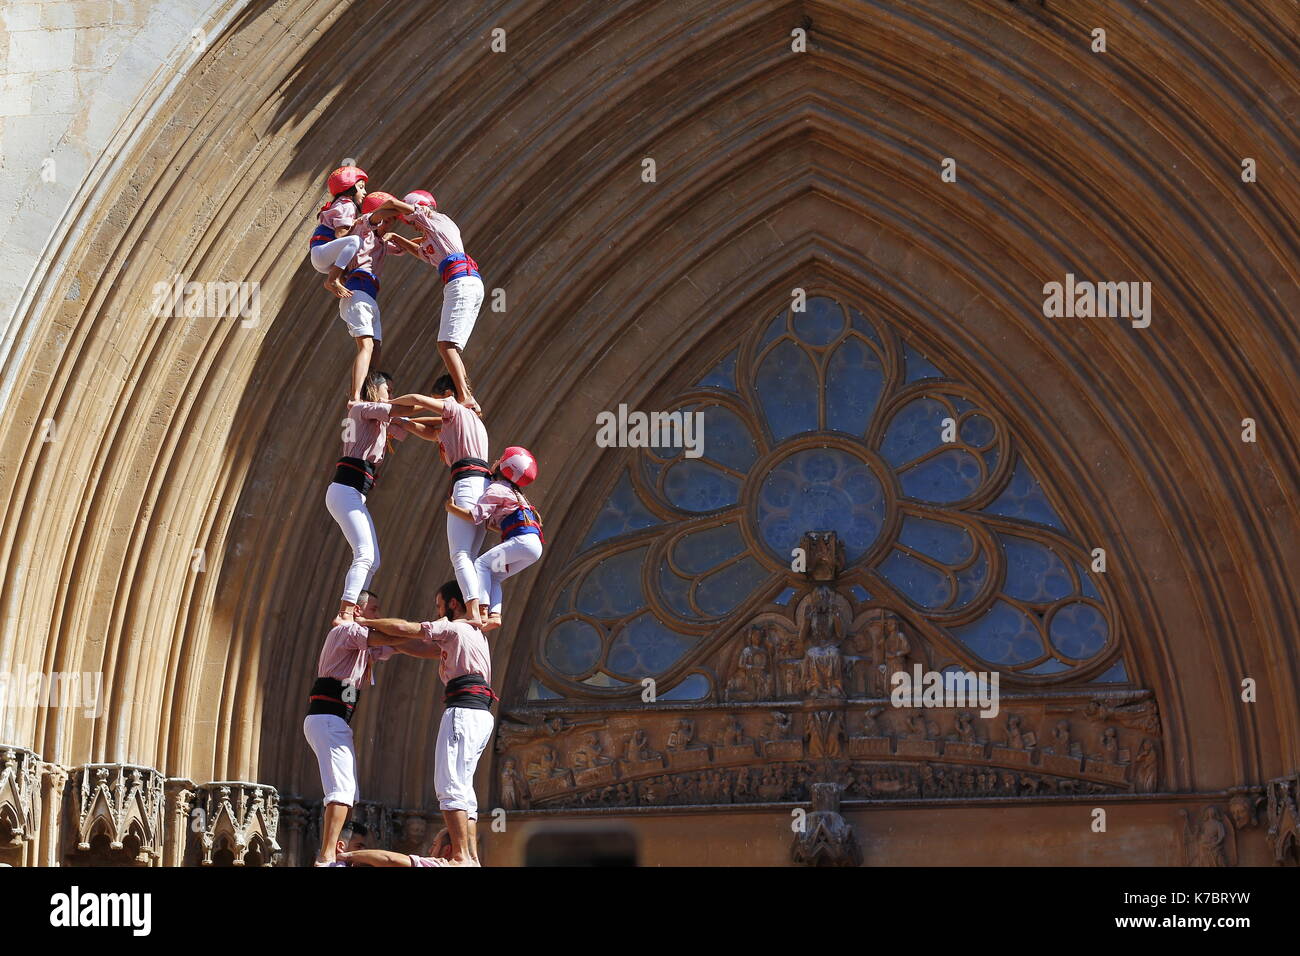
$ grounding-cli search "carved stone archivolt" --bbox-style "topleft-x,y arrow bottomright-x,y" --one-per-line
196,782 -> 280,866
72,764 -> 166,864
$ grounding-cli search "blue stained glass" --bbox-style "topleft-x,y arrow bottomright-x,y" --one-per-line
607,613 -> 697,676
696,556 -> 770,616
849,584 -> 871,602
658,560 -> 695,618
954,551 -> 989,607
527,680 -> 563,700
697,350 -> 738,390
1090,659 -> 1128,683
673,522 -> 746,574
848,307 -> 883,348
826,336 -> 884,436
1022,658 -> 1070,674
756,340 -> 819,440
661,673 -> 712,700
793,296 -> 846,346
581,471 -> 661,550
983,448 -> 999,472
982,458 -> 1066,531
880,549 -> 953,608
545,619 -> 602,676
899,515 -> 974,564
696,404 -> 758,472
757,448 -> 885,561
951,600 -> 1044,665
760,312 -> 786,348
663,459 -> 740,512
1049,602 -> 1108,660
1077,563 -> 1101,600
650,408 -> 705,458
960,413 -> 996,447
898,448 -> 983,503
1000,535 -> 1074,603
774,587 -> 797,605
903,342 -> 944,382
880,397 -> 948,467
951,397 -> 977,415
576,547 -> 647,618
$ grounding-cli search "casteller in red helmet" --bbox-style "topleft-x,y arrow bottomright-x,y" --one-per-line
444,446 -> 545,633
310,166 -> 372,299
382,188 -> 484,417
325,184 -> 416,403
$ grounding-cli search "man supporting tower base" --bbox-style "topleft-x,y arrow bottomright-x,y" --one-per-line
362,580 -> 496,865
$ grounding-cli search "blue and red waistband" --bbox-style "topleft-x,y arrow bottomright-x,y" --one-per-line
344,270 -> 380,298
501,506 -> 544,545
438,253 -> 480,284
309,225 -> 336,248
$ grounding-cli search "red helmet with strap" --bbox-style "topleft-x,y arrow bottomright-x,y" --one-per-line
360,191 -> 394,216
327,165 -> 367,197
401,189 -> 436,223
499,446 -> 538,486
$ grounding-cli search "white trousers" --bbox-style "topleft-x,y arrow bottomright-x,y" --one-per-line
309,235 -> 362,273
434,706 -> 495,818
438,275 -> 484,350
474,534 -> 543,615
447,476 -> 487,606
339,288 -> 381,341
325,482 -> 379,603
303,714 -> 359,806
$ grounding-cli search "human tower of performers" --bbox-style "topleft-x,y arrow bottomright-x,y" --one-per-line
301,166 -> 545,867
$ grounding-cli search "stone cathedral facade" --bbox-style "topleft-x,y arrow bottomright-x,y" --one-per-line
0,1 -> 1296,866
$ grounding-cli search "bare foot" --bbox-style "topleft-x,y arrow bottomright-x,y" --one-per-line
465,397 -> 483,418
325,276 -> 352,298
482,615 -> 502,633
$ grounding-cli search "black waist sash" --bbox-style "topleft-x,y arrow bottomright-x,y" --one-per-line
443,673 -> 498,711
308,676 -> 360,723
333,456 -> 378,494
449,457 -> 493,482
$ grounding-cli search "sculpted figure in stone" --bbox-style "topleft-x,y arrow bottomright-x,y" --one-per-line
571,733 -> 612,771
624,729 -> 662,762
800,588 -> 845,699
1134,738 -> 1159,792
725,626 -> 774,701
499,757 -> 528,811
666,718 -> 696,752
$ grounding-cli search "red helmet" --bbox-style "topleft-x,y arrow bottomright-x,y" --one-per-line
499,446 -> 538,486
360,191 -> 394,216
401,189 -> 435,222
327,165 -> 367,197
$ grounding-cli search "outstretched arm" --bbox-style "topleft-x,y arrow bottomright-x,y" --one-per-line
367,198 -> 415,226
337,849 -> 413,867
446,497 -> 476,523
395,416 -> 442,442
360,617 -> 423,643
387,233 -> 423,256
389,393 -> 446,415
388,637 -> 443,660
